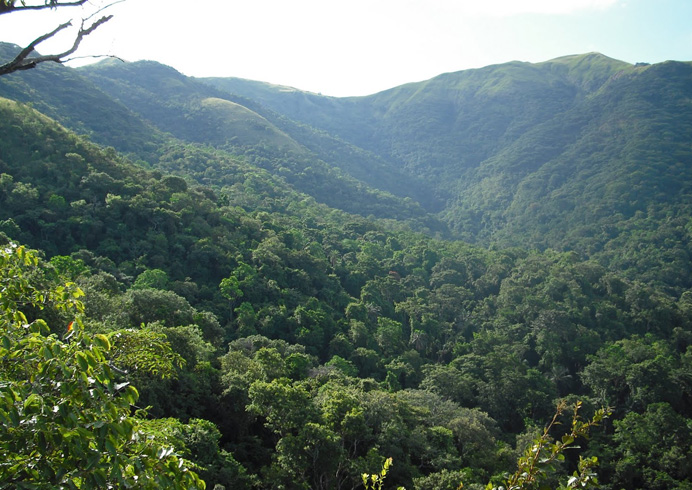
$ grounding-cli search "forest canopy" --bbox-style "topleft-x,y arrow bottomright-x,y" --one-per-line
0,46 -> 691,489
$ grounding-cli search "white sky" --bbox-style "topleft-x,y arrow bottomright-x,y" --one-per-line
1,0 -> 691,96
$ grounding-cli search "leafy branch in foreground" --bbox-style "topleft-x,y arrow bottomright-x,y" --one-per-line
0,243 -> 205,489
490,400 -> 611,490
363,401 -> 609,490
362,458 -> 405,490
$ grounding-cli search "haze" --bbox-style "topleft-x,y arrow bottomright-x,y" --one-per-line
1,0 -> 691,96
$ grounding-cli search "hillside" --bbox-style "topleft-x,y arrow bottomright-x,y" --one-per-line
0,44 -> 168,159
0,46 -> 446,232
76,59 -> 446,222
1,50 -> 692,490
204,53 -> 692,292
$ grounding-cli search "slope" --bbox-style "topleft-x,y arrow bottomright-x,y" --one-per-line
205,53 -> 632,190
77,59 -> 446,228
0,43 -> 446,231
204,54 -> 692,291
0,43 -> 168,159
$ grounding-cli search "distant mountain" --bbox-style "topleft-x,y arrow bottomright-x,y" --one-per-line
203,53 -> 632,190
2,46 -> 691,289
77,59 -> 444,215
0,45 -> 446,232
203,53 -> 692,290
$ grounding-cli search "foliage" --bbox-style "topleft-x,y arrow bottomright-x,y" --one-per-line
0,244 -> 205,488
0,55 -> 692,490
489,401 -> 610,490
362,457 -> 404,490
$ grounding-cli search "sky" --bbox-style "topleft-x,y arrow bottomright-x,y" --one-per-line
1,0 -> 691,96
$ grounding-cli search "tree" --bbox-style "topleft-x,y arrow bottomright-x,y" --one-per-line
0,0 -> 114,76
219,275 -> 243,322
0,243 -> 205,488
608,403 -> 692,489
132,268 -> 170,290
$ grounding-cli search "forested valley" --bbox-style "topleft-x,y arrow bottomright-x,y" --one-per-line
1,43 -> 692,489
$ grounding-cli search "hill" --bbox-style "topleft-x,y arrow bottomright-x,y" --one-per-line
76,58 -> 446,223
1,49 -> 692,490
203,53 -> 692,292
0,46 -> 446,232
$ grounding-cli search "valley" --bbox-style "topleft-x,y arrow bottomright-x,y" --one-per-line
0,45 -> 691,489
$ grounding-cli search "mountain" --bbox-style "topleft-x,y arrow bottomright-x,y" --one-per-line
0,46 -> 446,232
203,53 -> 692,291
75,59 -> 446,222
203,52 -> 633,188
3,47 -> 691,291
3,48 -> 692,290
2,46 -> 692,490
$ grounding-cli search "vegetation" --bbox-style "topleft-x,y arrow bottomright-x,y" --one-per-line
0,243 -> 205,488
0,50 -> 691,489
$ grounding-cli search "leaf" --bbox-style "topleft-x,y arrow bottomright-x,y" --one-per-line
23,393 -> 42,412
8,407 -> 20,426
76,352 -> 89,371
93,333 -> 110,350
105,437 -> 117,455
121,385 -> 139,405
93,469 -> 107,487
157,446 -> 174,459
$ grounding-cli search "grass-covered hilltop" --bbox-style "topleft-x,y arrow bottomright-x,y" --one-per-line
1,43 -> 691,489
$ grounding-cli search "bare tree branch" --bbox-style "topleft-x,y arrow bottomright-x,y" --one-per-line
0,0 -> 89,16
0,14 -> 113,76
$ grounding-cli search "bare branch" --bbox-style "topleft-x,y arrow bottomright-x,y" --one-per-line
0,0 -> 89,16
0,14 -> 113,76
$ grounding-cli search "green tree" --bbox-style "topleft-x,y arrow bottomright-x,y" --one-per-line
608,403 -> 692,489
219,275 -> 243,322
0,243 -> 205,488
247,378 -> 317,437
132,268 -> 170,290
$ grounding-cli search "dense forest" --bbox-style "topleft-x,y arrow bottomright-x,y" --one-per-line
1,43 -> 692,489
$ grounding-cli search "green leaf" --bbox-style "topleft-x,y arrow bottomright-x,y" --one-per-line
23,393 -> 42,412
93,469 -> 107,487
8,407 -> 20,426
561,435 -> 574,445
93,333 -> 110,350
76,352 -> 89,371
105,437 -> 117,455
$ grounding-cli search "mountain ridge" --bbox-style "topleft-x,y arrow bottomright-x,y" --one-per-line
2,45 -> 692,490
2,46 -> 691,290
